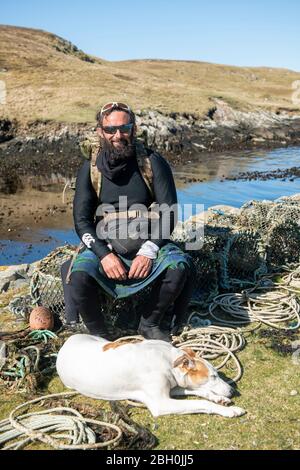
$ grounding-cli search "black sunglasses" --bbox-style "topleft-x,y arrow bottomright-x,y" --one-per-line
101,123 -> 134,135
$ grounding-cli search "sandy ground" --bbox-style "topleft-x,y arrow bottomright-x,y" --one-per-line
0,188 -> 73,240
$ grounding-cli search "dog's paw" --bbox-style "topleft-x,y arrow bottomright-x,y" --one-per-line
223,406 -> 246,418
215,396 -> 231,406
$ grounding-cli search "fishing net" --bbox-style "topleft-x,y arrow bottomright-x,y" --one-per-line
10,194 -> 300,329
30,245 -> 76,317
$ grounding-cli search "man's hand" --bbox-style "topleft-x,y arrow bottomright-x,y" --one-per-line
128,255 -> 152,279
101,253 -> 127,280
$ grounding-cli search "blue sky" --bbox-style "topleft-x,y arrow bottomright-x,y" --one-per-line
1,0 -> 299,71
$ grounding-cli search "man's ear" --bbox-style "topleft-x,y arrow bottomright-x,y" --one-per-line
96,127 -> 103,138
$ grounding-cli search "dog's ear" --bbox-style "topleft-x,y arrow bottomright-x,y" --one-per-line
173,354 -> 196,370
181,347 -> 196,359
174,347 -> 197,368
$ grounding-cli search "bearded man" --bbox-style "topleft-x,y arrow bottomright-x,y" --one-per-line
63,102 -> 195,342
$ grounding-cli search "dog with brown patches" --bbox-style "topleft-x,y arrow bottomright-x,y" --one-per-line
56,335 -> 245,418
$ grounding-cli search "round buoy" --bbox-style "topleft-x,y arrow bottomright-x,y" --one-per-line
29,306 -> 54,331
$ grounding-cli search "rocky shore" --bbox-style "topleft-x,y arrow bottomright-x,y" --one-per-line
0,262 -> 38,293
1,99 -> 300,194
225,166 -> 300,182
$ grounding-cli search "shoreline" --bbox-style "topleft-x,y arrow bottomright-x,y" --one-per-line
1,157 -> 299,244
1,101 -> 300,194
0,189 -> 73,242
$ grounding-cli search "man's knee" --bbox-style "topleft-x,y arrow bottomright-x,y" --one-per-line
70,271 -> 98,292
164,264 -> 189,291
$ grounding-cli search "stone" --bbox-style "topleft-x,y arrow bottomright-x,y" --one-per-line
273,128 -> 287,139
0,264 -> 29,283
208,205 -> 240,216
10,278 -> 30,290
253,128 -> 274,140
0,264 -> 31,292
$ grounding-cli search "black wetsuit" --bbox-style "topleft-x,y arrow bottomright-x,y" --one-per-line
62,151 -> 195,338
73,152 -> 178,258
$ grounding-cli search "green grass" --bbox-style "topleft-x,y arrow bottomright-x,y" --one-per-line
128,340 -> 300,450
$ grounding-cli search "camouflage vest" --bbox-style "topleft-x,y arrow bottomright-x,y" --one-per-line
79,134 -> 154,200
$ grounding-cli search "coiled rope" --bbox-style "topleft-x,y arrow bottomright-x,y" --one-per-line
0,392 -> 123,450
172,265 -> 300,382
209,284 -> 300,330
280,265 -> 300,293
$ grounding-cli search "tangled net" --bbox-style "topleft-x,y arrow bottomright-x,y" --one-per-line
6,194 -> 299,329
0,329 -> 63,394
30,245 -> 76,317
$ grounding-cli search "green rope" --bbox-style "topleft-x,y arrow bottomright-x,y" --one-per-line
28,330 -> 57,343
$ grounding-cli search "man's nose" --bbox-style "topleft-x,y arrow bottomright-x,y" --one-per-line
114,129 -> 122,139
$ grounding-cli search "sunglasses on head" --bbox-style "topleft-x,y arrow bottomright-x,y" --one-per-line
100,102 -> 131,115
101,123 -> 134,134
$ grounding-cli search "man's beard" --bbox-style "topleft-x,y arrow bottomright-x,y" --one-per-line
100,137 -> 136,163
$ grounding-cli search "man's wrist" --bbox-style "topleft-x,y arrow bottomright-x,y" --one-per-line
137,241 -> 159,259
96,244 -> 113,261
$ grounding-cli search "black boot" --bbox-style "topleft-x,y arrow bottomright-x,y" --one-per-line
69,271 -> 110,339
81,318 -> 109,338
60,259 -> 80,324
137,266 -> 191,343
138,317 -> 172,343
159,304 -> 175,334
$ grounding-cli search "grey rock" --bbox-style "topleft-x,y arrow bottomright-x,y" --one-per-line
0,264 -> 29,282
10,278 -> 30,290
0,264 -> 31,292
253,128 -> 274,140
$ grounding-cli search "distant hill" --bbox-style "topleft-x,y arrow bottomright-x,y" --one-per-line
0,25 -> 300,123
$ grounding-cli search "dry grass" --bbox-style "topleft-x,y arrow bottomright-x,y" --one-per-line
1,25 -> 300,124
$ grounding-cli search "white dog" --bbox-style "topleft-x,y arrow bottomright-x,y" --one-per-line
56,334 -> 245,418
